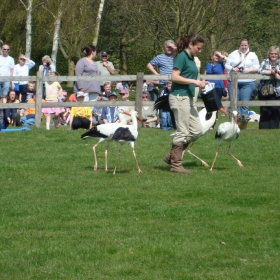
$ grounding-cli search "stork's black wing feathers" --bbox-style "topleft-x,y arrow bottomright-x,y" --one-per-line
81,127 -> 107,139
112,127 -> 135,141
153,95 -> 171,111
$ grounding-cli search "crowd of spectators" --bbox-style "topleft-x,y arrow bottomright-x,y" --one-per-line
1,40 -> 280,131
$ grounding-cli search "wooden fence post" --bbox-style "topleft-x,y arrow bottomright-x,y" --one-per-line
230,72 -> 238,115
35,71 -> 43,128
135,72 -> 144,120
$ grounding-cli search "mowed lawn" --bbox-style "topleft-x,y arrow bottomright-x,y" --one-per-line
0,119 -> 280,279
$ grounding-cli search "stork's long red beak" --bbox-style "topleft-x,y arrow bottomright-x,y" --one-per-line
122,110 -> 144,125
219,107 -> 227,116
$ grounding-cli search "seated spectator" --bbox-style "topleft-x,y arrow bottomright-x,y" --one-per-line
69,91 -> 92,130
0,97 -> 7,130
92,93 -> 106,125
160,81 -> 173,130
68,92 -> 77,102
4,90 -> 20,127
141,91 -> 158,127
102,82 -> 114,99
118,89 -> 132,124
115,81 -> 124,91
19,81 -> 36,103
19,92 -> 46,126
101,92 -> 120,124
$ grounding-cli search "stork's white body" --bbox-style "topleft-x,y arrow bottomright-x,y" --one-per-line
81,108 -> 127,171
112,110 -> 142,174
186,108 -> 218,167
210,111 -> 243,171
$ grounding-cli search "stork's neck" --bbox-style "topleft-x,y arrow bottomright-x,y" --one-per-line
131,113 -> 138,129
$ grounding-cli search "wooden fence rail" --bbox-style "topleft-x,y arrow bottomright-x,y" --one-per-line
0,72 -> 277,128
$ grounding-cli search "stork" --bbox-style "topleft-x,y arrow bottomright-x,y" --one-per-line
112,110 -> 143,174
210,110 -> 243,171
154,95 -> 226,167
81,108 -> 127,171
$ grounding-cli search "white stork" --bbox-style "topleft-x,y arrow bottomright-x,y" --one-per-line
81,108 -> 127,171
112,110 -> 143,174
210,110 -> 243,171
154,95 -> 227,167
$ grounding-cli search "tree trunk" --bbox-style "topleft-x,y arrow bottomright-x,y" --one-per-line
119,43 -> 127,75
51,5 -> 63,68
67,59 -> 75,87
92,0 -> 105,47
25,0 -> 33,58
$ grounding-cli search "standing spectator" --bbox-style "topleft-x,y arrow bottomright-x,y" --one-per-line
146,80 -> 158,101
147,40 -> 176,92
258,46 -> 280,129
4,90 -> 20,127
13,54 -> 35,99
225,38 -> 260,115
69,91 -> 92,130
163,34 -> 208,174
38,55 -> 56,99
42,72 -> 63,130
101,92 -> 120,124
160,81 -> 173,130
0,44 -> 15,98
74,45 -> 101,102
204,50 -> 227,100
96,51 -> 115,92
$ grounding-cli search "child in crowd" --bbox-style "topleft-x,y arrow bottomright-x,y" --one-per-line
19,81 -> 36,103
4,90 -> 20,127
69,91 -> 92,130
20,92 -> 45,126
160,81 -> 173,130
101,92 -> 120,124
42,72 -> 63,130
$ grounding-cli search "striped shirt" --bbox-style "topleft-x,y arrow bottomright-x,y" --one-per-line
149,53 -> 173,84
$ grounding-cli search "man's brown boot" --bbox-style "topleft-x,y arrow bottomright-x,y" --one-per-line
170,143 -> 191,174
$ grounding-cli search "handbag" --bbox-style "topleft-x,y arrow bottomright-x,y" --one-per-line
14,83 -> 20,91
259,84 -> 274,96
201,88 -> 223,112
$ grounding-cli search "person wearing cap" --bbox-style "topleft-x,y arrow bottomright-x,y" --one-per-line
146,40 -> 176,93
69,91 -> 92,130
100,92 -> 120,124
96,51 -> 115,92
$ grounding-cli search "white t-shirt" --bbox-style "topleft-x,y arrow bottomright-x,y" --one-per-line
0,55 -> 15,76
13,60 -> 36,84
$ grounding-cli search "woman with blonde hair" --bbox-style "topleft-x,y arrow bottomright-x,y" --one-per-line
13,54 -> 35,98
258,45 -> 280,129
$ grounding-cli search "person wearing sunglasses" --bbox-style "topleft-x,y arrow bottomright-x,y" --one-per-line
96,51 -> 115,92
13,54 -> 35,99
141,91 -> 158,128
0,44 -> 15,98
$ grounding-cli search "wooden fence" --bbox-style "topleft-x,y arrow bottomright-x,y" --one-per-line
0,72 -> 279,128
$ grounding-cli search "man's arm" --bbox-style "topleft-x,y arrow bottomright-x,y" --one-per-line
147,63 -> 159,75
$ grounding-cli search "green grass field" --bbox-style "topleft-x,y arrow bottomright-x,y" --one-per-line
1,119 -> 280,279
